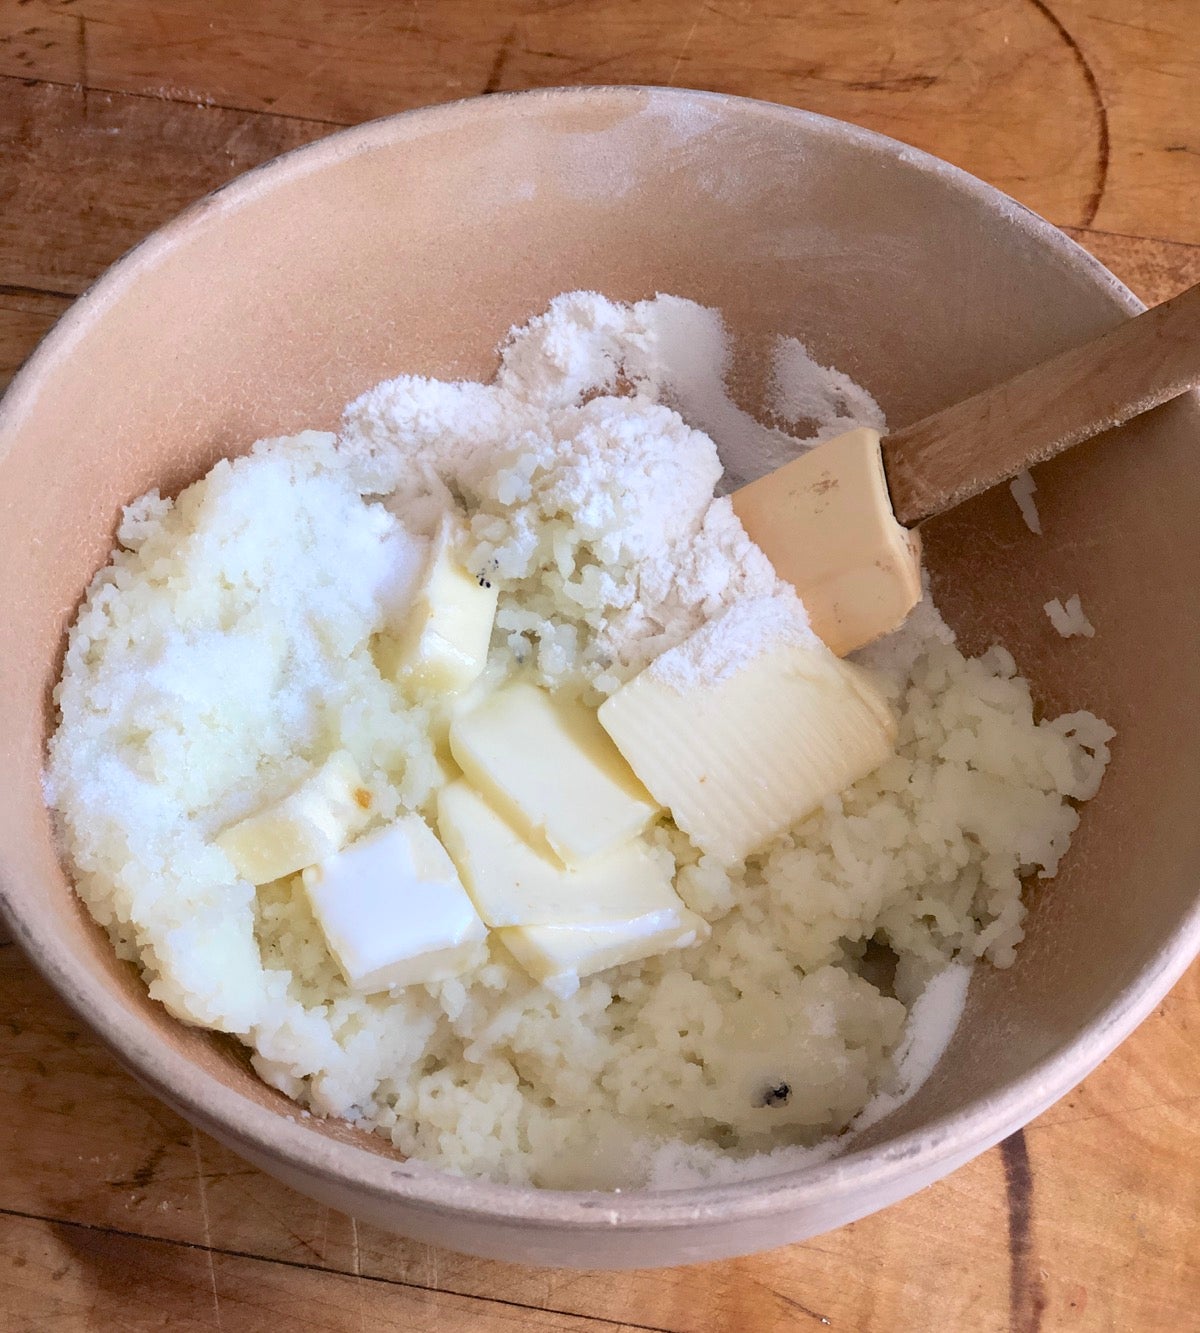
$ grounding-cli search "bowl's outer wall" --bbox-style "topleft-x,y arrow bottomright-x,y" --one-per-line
2,87 -> 1199,1267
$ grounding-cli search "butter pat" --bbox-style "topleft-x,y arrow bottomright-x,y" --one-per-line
497,909 -> 709,999
730,427 -> 922,656
437,779 -> 680,927
376,514 -> 498,692
302,816 -> 486,993
448,682 -> 659,866
215,751 -> 372,884
436,778 -> 702,994
598,635 -> 896,866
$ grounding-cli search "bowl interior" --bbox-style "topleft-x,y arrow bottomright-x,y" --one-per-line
2,87 -> 1199,1206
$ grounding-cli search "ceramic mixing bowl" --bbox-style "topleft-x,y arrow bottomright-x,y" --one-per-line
2,86 -> 1198,1268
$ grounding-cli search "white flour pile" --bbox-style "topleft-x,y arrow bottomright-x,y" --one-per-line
44,293 -> 1114,1189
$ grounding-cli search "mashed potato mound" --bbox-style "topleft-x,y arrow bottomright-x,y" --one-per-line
44,295 -> 1113,1189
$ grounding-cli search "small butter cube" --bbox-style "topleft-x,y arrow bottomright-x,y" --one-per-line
376,514 -> 499,693
497,909 -> 709,999
730,427 -> 922,656
448,682 -> 659,867
215,751 -> 372,884
437,779 -> 680,927
598,629 -> 896,866
302,815 -> 486,993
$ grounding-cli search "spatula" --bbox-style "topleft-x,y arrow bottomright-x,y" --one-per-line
731,280 -> 1200,655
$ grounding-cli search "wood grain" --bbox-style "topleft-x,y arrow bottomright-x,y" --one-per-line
1,0 -> 1198,245
0,288 -> 68,390
2,4 -> 1199,1329
0,1212 -> 652,1333
0,79 -> 323,296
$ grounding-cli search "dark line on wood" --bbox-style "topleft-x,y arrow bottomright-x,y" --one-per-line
843,73 -> 938,92
1000,1129 -> 1047,1333
111,1142 -> 169,1192
1065,224 -> 1200,253
0,70 -> 350,131
0,282 -> 77,302
772,1287 -> 832,1325
0,1202 -> 680,1333
76,13 -> 90,121
481,27 -> 517,95
1089,14 -> 1171,39
1026,0 -> 1110,227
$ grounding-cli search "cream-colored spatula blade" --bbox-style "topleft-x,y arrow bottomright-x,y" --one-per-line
731,429 -> 922,657
732,279 -> 1200,655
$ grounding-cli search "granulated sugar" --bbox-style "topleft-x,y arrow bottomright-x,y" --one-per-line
46,293 -> 1113,1190
768,334 -> 887,445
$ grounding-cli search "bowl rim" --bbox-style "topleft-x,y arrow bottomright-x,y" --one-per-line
4,83 -> 1199,1232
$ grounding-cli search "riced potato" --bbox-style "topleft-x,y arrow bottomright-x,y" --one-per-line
44,295 -> 1112,1188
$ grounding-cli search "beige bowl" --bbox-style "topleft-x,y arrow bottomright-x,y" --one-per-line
1,87 -> 1198,1269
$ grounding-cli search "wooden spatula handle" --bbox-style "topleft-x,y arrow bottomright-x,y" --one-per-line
883,280 -> 1200,527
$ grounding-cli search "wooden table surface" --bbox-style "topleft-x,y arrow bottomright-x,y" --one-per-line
2,3 -> 1198,1329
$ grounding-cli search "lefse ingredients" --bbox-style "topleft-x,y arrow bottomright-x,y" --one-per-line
44,294 -> 1113,1188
